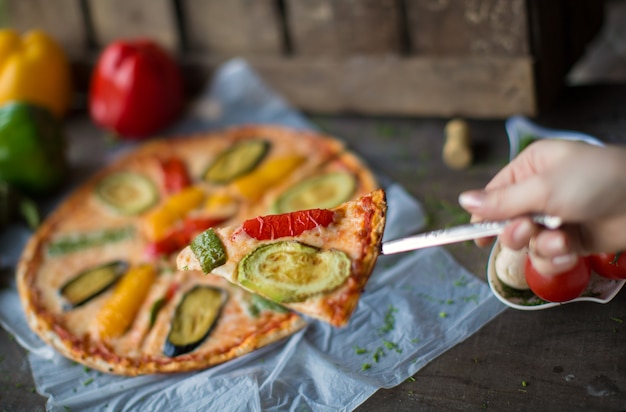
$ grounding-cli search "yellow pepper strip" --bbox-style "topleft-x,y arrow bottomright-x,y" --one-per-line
203,192 -> 239,219
143,186 -> 205,241
95,264 -> 156,340
234,156 -> 305,200
0,29 -> 72,117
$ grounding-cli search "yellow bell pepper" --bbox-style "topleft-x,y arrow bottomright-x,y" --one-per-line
0,29 -> 72,117
95,264 -> 156,340
143,186 -> 205,241
234,156 -> 305,200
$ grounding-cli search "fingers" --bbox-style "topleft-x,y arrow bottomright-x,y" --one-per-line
526,229 -> 580,276
459,176 -> 549,220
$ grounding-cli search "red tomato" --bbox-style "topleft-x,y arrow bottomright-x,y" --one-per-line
524,256 -> 591,302
588,252 -> 626,280
160,158 -> 191,194
243,209 -> 335,240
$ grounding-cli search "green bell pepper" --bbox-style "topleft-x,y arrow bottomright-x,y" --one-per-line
0,101 -> 68,195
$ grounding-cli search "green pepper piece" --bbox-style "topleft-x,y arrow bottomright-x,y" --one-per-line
0,102 -> 68,195
190,228 -> 227,273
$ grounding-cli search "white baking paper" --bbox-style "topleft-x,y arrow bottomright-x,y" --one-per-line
0,59 -> 506,411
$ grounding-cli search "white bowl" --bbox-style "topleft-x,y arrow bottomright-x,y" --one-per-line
487,240 -> 626,310
505,115 -> 604,161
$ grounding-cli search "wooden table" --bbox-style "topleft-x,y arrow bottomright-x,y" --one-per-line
2,85 -> 626,411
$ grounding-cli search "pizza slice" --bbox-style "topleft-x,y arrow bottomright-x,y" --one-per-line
176,189 -> 387,327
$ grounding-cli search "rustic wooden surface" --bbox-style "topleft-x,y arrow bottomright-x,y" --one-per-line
2,0 -> 606,118
0,0 -> 87,58
87,0 -> 180,51
181,0 -> 284,57
286,0 -> 403,56
404,0 -> 529,56
1,84 -> 626,411
249,55 -> 536,117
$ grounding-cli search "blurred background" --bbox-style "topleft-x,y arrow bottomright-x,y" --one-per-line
1,0 -> 624,120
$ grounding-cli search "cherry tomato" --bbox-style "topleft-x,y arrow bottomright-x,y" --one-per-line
243,209 -> 335,240
524,256 -> 591,302
588,252 -> 626,280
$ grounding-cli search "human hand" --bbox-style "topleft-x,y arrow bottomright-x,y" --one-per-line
458,139 -> 626,275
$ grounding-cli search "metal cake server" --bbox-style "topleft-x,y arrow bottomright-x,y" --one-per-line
381,214 -> 562,255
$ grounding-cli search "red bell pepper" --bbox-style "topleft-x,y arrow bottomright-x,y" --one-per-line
89,39 -> 184,139
242,209 -> 335,240
160,157 -> 191,194
144,215 -> 226,259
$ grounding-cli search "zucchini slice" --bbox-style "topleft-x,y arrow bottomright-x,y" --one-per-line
203,140 -> 269,184
60,260 -> 128,310
238,241 -> 351,303
271,171 -> 356,213
95,172 -> 158,215
164,286 -> 227,357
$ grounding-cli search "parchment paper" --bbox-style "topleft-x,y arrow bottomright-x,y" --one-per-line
0,59 -> 506,411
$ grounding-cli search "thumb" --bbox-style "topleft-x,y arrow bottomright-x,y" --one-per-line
459,177 -> 549,220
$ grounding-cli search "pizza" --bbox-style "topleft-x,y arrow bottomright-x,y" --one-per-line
176,189 -> 387,327
16,125 -> 380,376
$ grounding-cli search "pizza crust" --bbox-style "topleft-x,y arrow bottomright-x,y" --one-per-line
16,125 -> 379,375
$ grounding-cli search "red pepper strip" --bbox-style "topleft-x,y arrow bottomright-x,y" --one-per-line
145,216 -> 225,258
160,158 -> 191,194
144,229 -> 189,259
243,209 -> 335,240
183,216 -> 226,238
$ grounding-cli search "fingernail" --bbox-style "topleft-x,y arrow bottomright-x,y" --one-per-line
458,191 -> 485,210
544,234 -> 568,255
552,253 -> 578,268
512,219 -> 534,244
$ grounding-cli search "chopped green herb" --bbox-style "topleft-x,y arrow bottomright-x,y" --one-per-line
439,311 -> 448,318
83,366 -> 90,373
411,338 -> 421,344
406,376 -> 416,382
361,363 -> 371,371
453,276 -> 469,287
383,340 -> 402,353
463,295 -> 479,304
378,305 -> 398,335
611,317 -> 623,323
353,345 -> 369,355
372,347 -> 385,363
376,123 -> 396,139
518,135 -> 537,152
83,378 -> 94,386
521,380 -> 528,387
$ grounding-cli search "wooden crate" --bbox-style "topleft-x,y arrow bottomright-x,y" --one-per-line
1,0 -> 604,119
